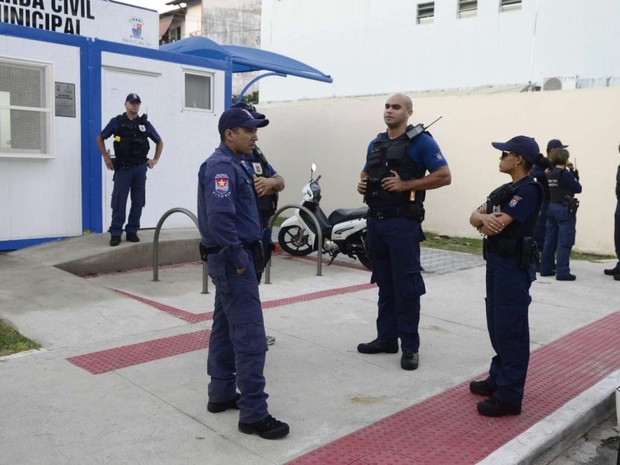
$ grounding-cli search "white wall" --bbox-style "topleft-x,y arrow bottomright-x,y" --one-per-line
259,0 -> 620,102
0,35 -> 82,240
256,88 -> 620,255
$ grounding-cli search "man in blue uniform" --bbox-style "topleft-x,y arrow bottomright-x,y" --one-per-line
97,93 -> 164,246
356,93 -> 451,370
197,107 -> 289,440
469,135 -> 543,417
604,141 -> 620,280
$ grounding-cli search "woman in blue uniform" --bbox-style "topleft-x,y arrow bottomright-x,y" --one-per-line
469,135 -> 543,417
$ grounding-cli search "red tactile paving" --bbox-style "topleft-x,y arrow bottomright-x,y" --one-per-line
112,289 -> 213,323
67,330 -> 210,374
286,312 -> 620,465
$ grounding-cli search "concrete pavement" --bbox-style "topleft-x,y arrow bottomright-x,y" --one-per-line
0,229 -> 618,465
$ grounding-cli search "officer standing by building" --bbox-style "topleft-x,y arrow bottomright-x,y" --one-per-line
97,93 -> 164,246
604,140 -> 620,279
356,93 -> 451,370
469,135 -> 543,417
540,148 -> 582,280
197,107 -> 289,440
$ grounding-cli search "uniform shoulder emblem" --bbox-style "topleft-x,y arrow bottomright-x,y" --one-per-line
509,195 -> 522,208
214,174 -> 230,197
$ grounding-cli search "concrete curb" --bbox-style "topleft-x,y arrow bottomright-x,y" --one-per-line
478,369 -> 620,465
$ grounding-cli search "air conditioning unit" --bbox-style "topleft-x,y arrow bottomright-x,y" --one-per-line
542,76 -> 578,91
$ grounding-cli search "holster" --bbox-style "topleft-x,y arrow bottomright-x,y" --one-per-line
565,197 -> 579,217
249,240 -> 266,275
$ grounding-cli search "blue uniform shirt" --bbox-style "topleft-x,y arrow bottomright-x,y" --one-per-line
99,113 -> 162,143
242,149 -> 277,178
363,132 -> 448,174
198,143 -> 262,269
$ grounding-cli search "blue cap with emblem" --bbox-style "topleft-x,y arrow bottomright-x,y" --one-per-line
218,108 -> 269,135
125,93 -> 141,103
491,135 -> 540,164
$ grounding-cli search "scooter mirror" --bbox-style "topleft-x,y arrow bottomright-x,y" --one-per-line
311,163 -> 317,172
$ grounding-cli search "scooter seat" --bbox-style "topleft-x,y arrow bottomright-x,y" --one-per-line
328,207 -> 368,225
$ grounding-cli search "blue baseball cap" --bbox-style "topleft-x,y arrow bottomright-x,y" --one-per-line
491,135 -> 540,164
547,139 -> 568,150
125,93 -> 141,103
218,108 -> 269,135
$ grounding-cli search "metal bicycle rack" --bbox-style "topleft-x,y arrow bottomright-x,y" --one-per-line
264,204 -> 323,284
152,207 -> 209,294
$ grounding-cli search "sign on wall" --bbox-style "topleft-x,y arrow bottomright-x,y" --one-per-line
55,82 -> 75,117
0,0 -> 159,49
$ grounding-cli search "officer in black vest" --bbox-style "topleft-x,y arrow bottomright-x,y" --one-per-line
356,93 -> 451,371
469,135 -> 543,417
540,148 -> 582,280
97,93 -> 164,246
231,102 -> 285,276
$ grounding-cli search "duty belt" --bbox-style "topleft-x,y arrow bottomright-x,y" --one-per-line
368,202 -> 425,221
204,241 -> 261,255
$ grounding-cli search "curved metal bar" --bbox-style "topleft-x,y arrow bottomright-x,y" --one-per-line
152,207 -> 209,294
264,204 -> 323,284
235,72 -> 286,102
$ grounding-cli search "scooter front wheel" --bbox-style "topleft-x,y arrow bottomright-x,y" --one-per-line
278,225 -> 314,256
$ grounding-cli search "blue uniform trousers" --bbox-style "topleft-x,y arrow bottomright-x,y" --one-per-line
110,164 -> 147,236
540,202 -> 576,276
206,252 -> 269,423
367,216 -> 426,353
484,253 -> 532,406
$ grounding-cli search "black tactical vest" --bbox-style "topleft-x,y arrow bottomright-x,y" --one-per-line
486,176 -> 542,241
250,147 -> 278,219
113,114 -> 150,165
364,126 -> 428,209
546,167 -> 573,203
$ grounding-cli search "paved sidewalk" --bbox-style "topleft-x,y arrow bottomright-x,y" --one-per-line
0,230 -> 618,465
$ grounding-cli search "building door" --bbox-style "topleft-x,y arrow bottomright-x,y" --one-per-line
101,67 -> 162,233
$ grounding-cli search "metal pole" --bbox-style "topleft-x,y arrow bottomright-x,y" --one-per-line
264,204 -> 323,284
152,207 -> 208,294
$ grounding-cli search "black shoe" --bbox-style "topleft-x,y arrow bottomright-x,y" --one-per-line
477,398 -> 521,417
540,271 -> 555,277
401,351 -> 419,370
126,233 -> 140,243
238,415 -> 289,440
604,266 -> 620,276
110,236 -> 121,247
469,380 -> 496,397
614,274 -> 620,281
357,338 -> 399,354
556,274 -> 576,281
207,393 -> 240,413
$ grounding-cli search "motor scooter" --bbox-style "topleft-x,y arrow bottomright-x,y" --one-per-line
278,164 -> 371,269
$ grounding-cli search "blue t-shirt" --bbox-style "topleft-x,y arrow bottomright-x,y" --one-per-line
495,182 -> 542,225
363,131 -> 448,174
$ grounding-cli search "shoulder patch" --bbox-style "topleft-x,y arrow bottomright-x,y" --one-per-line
509,195 -> 522,208
214,174 -> 230,197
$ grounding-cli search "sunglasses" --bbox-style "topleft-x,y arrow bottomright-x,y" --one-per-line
501,151 -> 517,159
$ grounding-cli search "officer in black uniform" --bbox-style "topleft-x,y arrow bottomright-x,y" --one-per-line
469,135 -> 543,417
97,93 -> 164,246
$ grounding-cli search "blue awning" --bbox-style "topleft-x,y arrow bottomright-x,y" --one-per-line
160,36 -> 332,84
